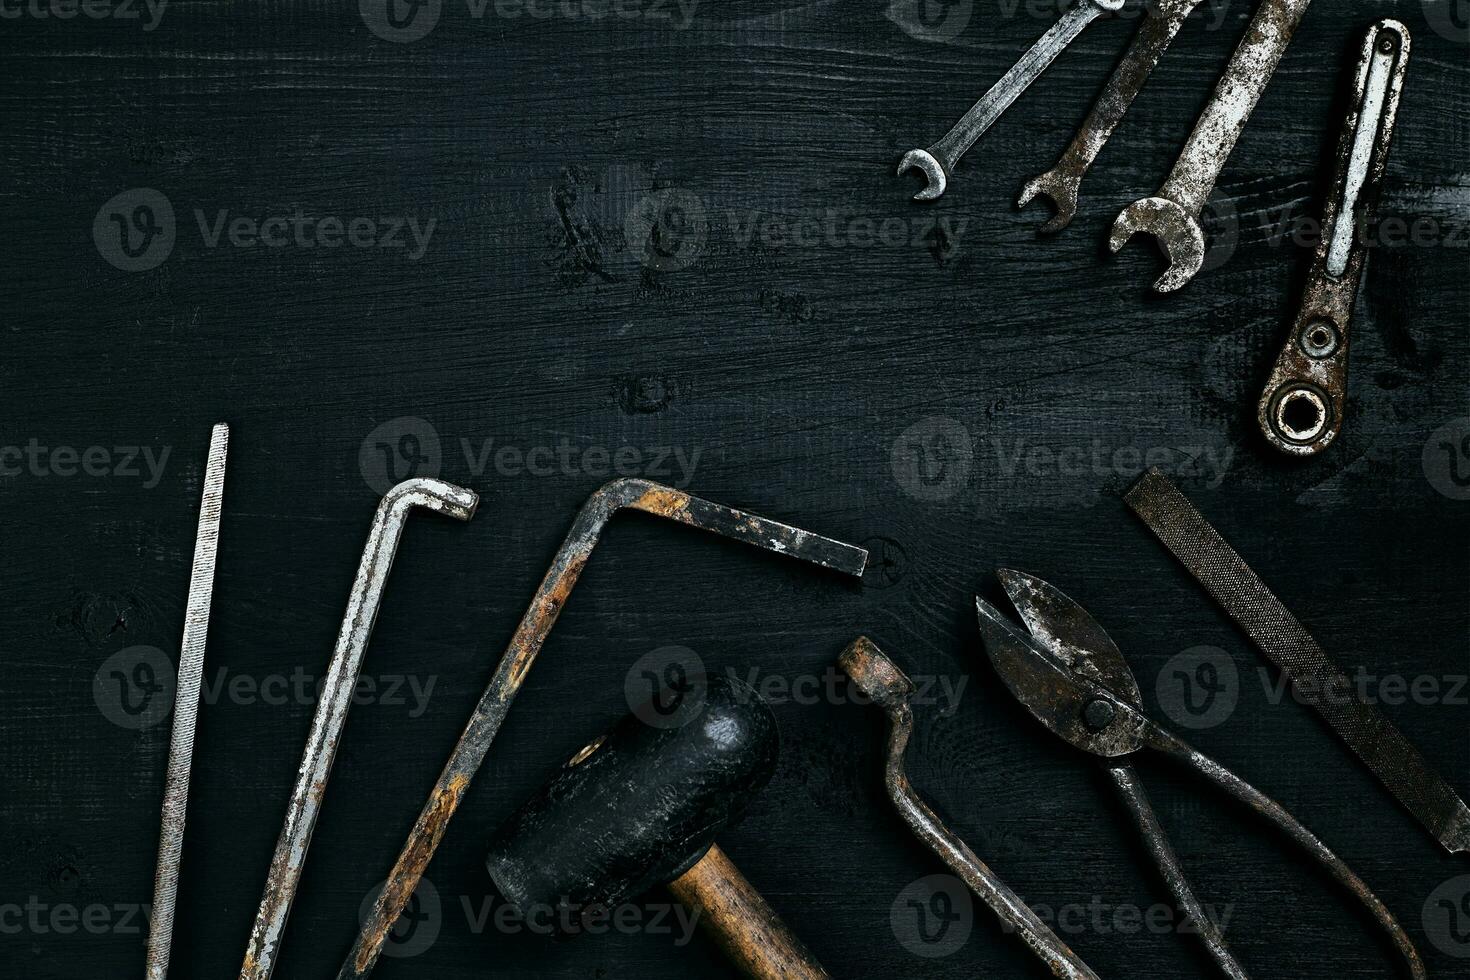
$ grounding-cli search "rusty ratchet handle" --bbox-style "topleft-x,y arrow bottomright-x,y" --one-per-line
340,479 -> 867,979
240,478 -> 479,980
1259,20 -> 1411,455
1139,722 -> 1428,979
839,638 -> 1101,980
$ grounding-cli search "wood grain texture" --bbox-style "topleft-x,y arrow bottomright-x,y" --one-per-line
1,1 -> 1466,977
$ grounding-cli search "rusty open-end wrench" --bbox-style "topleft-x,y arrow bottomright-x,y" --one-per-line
899,0 -> 1125,201
240,478 -> 479,980
339,479 -> 866,978
1019,0 -> 1204,232
1258,20 -> 1410,456
1110,0 -> 1315,291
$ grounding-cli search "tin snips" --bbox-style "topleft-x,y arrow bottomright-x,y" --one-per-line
974,569 -> 1426,979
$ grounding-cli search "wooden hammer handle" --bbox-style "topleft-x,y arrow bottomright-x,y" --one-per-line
666,843 -> 830,980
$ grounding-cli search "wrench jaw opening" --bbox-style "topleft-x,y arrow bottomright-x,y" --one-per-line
1108,196 -> 1205,293
897,149 -> 948,202
1017,169 -> 1080,234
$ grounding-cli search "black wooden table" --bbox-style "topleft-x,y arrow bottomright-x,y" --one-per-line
3,1 -> 1467,977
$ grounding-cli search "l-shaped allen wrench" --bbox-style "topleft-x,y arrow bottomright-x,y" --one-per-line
340,478 -> 868,977
240,477 -> 479,980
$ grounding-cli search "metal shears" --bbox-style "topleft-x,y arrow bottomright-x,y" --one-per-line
974,569 -> 1426,979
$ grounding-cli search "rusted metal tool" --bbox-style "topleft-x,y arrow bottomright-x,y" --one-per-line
975,569 -> 1427,978
1019,0 -> 1204,232
486,675 -> 828,979
340,478 -> 866,978
1258,20 -> 1411,455
240,477 -> 479,980
145,422 -> 228,980
898,0 -> 1125,201
837,636 -> 1101,980
1126,468 -> 1470,855
1111,0 -> 1316,291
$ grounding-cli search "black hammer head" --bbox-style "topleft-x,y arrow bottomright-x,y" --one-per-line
485,675 -> 778,923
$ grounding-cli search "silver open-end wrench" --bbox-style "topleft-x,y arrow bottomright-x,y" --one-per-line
1110,0 -> 1315,291
1258,20 -> 1410,456
1019,0 -> 1203,232
899,0 -> 1125,201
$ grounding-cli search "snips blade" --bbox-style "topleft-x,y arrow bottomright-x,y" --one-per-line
976,570 -> 1147,759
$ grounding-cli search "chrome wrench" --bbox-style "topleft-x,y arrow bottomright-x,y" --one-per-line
1019,0 -> 1203,232
899,0 -> 1125,201
1111,0 -> 1315,291
1258,20 -> 1410,455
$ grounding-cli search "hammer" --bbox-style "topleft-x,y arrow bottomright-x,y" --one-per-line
485,675 -> 829,979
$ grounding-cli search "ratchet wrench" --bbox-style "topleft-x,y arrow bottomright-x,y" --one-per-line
1258,20 -> 1411,455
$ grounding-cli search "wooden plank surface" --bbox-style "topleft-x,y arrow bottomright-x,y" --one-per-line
1,1 -> 1467,976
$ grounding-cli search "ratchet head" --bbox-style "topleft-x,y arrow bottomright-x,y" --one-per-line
1017,168 -> 1080,234
898,148 -> 947,202
1109,196 -> 1205,293
975,570 -> 1148,759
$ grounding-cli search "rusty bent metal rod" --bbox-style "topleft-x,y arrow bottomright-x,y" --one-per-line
240,478 -> 479,980
341,478 -> 868,978
838,637 -> 1102,980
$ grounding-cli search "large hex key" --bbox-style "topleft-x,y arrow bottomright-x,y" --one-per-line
340,478 -> 867,978
240,478 -> 479,980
